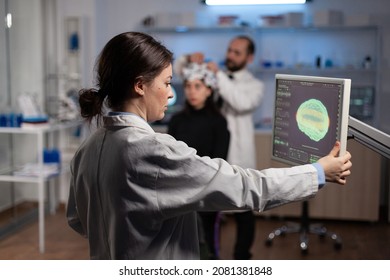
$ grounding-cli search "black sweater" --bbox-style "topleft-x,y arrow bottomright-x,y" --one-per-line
168,107 -> 230,160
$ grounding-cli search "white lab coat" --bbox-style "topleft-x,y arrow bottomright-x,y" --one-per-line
216,69 -> 264,169
67,114 -> 319,260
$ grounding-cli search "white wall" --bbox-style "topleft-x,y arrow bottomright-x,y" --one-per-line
56,0 -> 96,90
0,0 -> 8,107
6,0 -> 44,110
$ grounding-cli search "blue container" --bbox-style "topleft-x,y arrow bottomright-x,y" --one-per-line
43,148 -> 61,164
0,114 -> 6,127
15,114 -> 23,127
0,113 -> 23,127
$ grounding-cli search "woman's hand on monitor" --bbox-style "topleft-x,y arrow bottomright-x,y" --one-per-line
318,141 -> 352,185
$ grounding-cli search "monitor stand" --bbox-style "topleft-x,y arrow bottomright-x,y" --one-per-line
264,200 -> 342,254
265,117 -> 390,253
347,116 -> 390,222
347,116 -> 390,159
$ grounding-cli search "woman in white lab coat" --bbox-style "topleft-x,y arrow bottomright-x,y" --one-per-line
66,31 -> 352,260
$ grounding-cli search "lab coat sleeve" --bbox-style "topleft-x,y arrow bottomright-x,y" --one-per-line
151,133 -> 319,219
66,163 -> 87,237
216,71 -> 264,113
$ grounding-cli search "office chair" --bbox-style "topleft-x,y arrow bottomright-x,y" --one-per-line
264,200 -> 342,254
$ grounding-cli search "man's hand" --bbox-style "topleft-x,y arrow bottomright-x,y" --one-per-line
206,61 -> 219,73
317,141 -> 352,185
188,52 -> 205,64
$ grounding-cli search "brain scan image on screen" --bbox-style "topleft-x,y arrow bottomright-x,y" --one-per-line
296,98 -> 330,142
272,74 -> 351,166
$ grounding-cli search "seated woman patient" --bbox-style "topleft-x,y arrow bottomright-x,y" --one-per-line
66,31 -> 352,260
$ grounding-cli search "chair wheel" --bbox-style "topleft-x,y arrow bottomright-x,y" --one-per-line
300,241 -> 308,253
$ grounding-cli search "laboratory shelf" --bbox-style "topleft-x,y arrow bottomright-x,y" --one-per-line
0,120 -> 81,253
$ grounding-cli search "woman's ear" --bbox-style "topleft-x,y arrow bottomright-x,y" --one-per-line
134,78 -> 145,96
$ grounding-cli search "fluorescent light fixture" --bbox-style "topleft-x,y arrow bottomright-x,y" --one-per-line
205,0 -> 306,5
6,13 -> 12,28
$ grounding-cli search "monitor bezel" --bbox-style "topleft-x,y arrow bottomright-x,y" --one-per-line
271,74 -> 351,166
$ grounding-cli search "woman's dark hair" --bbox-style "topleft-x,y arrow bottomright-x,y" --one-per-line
235,35 -> 255,55
79,31 -> 173,124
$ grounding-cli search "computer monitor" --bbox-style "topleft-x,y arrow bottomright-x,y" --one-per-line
349,86 -> 375,122
271,74 -> 351,166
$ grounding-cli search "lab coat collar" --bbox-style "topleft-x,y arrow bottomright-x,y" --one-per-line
230,68 -> 249,80
103,114 -> 155,133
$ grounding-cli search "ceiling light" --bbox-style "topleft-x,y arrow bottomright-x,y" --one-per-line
204,0 -> 307,5
6,13 -> 12,28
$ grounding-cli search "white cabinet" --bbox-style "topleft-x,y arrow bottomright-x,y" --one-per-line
0,121 -> 80,253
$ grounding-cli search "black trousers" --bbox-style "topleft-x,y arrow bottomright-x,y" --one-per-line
233,211 -> 255,259
198,211 -> 220,259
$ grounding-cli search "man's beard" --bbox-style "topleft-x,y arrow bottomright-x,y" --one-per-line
225,59 -> 246,72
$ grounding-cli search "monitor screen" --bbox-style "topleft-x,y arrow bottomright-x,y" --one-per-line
349,86 -> 375,122
153,83 -> 185,125
271,74 -> 351,166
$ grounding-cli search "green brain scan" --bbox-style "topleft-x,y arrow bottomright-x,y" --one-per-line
296,99 -> 329,142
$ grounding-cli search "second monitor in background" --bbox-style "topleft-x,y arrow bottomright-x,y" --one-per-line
272,74 -> 351,166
